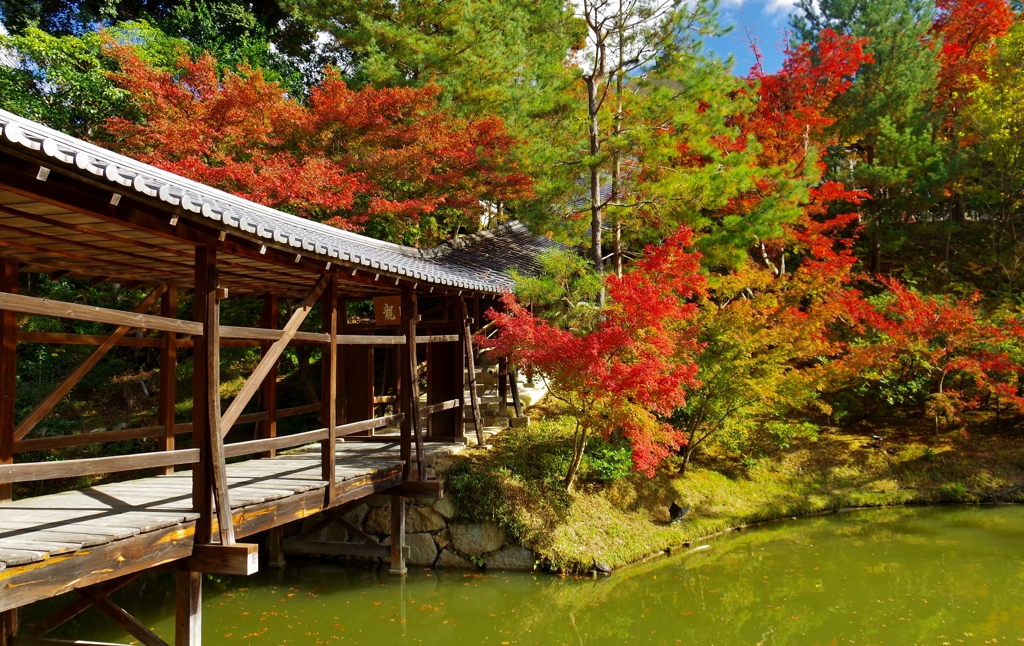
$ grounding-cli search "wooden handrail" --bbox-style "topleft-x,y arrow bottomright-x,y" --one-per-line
422,399 -> 461,416
0,448 -> 200,484
0,291 -> 202,335
416,335 -> 459,344
336,413 -> 404,437
13,403 -> 321,453
337,334 -> 405,345
223,427 -> 329,458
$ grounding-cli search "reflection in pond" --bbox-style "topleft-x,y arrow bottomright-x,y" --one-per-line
48,505 -> 1024,644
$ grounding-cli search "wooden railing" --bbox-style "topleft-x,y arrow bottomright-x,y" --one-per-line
0,286 -> 465,539
12,403 -> 320,454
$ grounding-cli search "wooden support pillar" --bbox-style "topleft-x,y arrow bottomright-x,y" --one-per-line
175,571 -> 202,646
267,527 -> 286,569
426,327 -> 462,439
461,298 -> 485,447
320,275 -> 337,505
401,289 -> 424,478
389,495 -> 407,576
498,357 -> 509,418
0,258 -> 17,504
192,249 -> 213,544
258,295 -> 279,458
0,608 -> 17,646
203,259 -> 234,547
160,286 -> 178,475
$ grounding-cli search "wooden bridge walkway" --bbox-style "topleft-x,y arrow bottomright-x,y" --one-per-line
0,442 -> 408,613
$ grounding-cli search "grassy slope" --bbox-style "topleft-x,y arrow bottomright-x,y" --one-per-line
446,414 -> 1024,573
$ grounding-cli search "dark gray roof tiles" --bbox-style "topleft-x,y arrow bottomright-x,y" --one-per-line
0,108 -> 555,293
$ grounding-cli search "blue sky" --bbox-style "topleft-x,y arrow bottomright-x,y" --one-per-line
704,0 -> 801,74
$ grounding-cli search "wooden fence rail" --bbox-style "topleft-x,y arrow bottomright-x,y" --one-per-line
0,448 -> 200,483
13,403 -> 321,454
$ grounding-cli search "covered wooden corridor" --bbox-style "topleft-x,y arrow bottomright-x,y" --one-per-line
0,108 -> 555,645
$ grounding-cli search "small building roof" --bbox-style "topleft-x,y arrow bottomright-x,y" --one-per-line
0,108 -> 556,297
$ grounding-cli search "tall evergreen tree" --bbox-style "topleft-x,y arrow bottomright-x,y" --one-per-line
791,0 -> 945,273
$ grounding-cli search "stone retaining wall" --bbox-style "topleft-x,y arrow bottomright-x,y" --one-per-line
296,493 -> 537,571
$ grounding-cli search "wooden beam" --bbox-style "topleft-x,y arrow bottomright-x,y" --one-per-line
202,258 -> 234,547
192,247 -> 212,545
321,275 -> 338,505
174,571 -> 201,646
0,291 -> 200,335
0,448 -> 199,483
222,427 -> 328,459
18,574 -> 144,643
0,257 -> 17,503
13,285 -> 167,441
160,286 -> 178,475
390,495 -> 407,575
461,297 -> 485,447
258,294 -> 279,458
267,527 -> 286,569
402,289 -> 424,479
0,608 -> 16,646
219,274 -> 330,437
91,596 -> 169,646
186,543 -> 258,576
422,399 -> 461,415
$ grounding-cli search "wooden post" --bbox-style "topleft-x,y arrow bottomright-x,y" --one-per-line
498,357 -> 508,418
260,294 -> 280,456
320,275 -> 337,506
192,248 -> 212,544
259,295 -> 279,458
267,527 -> 286,569
0,608 -> 17,646
160,286 -> 178,475
389,495 -> 407,576
402,289 -> 424,478
175,571 -> 202,646
398,298 -> 412,480
461,298 -> 485,447
204,261 -> 234,546
0,258 -> 17,503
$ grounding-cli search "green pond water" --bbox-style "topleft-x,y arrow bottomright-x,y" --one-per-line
43,505 -> 1024,645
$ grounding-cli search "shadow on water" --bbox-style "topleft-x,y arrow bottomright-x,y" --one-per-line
37,504 -> 1024,645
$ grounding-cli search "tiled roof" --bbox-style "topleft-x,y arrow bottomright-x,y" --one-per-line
0,108 -> 554,294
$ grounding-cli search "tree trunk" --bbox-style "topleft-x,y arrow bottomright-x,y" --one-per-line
564,426 -> 589,492
588,74 -> 604,279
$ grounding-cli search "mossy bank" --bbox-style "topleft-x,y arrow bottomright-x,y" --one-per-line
441,415 -> 1024,574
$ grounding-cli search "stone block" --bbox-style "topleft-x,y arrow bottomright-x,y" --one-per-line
384,533 -> 438,567
509,416 -> 530,428
434,528 -> 451,550
365,495 -> 390,507
433,496 -> 457,519
364,504 -> 391,535
342,503 -> 370,529
484,546 -> 536,571
406,506 -> 446,533
318,523 -> 348,543
436,549 -> 476,569
449,521 -> 506,556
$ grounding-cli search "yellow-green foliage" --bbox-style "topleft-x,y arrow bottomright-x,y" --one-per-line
447,414 -> 1024,573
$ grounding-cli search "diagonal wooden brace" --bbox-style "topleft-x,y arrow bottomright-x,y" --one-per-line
14,285 -> 167,441
219,274 -> 330,438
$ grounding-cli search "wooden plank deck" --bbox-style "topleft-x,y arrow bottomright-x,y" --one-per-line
0,442 -> 408,612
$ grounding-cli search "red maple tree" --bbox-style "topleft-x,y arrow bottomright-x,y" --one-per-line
100,47 -> 532,243
483,226 -> 706,488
